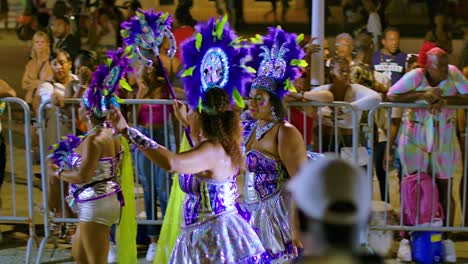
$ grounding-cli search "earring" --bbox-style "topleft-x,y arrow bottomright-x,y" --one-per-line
271,106 -> 277,121
86,113 -> 92,126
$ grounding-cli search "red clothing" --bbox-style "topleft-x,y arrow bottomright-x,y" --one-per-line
173,26 -> 195,61
289,107 -> 314,145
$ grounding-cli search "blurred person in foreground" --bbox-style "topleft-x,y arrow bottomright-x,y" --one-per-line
288,155 -> 383,264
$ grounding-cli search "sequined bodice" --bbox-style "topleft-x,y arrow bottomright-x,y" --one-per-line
245,149 -> 288,203
70,151 -> 122,183
178,173 -> 239,226
67,150 -> 122,202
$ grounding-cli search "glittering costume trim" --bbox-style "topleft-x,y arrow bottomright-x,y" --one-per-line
126,126 -> 159,149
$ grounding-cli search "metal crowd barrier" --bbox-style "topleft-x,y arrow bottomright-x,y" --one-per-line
35,98 -> 178,263
367,102 -> 468,233
285,101 -> 361,162
0,97 -> 35,264
28,98 -> 468,261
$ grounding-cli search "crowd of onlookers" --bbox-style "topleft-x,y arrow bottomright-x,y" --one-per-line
0,0 -> 468,262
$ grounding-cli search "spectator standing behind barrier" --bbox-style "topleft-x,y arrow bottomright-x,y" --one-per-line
387,47 -> 468,263
39,49 -> 78,242
132,64 -> 176,262
372,27 -> 407,177
285,37 -> 334,150
67,50 -> 97,135
459,24 -> 468,77
88,0 -> 122,63
288,156 -> 384,264
372,27 -> 406,85
264,0 -> 289,23
50,16 -> 80,62
22,31 -> 54,115
331,33 -> 354,66
361,0 -> 382,52
0,79 -> 16,219
341,0 -> 367,35
305,56 -> 381,153
425,13 -> 453,54
351,33 -> 390,202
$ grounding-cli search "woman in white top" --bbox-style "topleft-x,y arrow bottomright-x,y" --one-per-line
303,56 -> 381,152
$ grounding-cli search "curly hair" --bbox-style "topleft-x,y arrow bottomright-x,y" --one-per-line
200,87 -> 244,169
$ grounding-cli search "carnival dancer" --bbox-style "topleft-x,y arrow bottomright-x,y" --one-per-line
243,27 -> 310,263
108,16 -> 267,263
47,47 -> 137,264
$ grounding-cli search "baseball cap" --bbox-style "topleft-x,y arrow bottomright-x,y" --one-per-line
287,154 -> 372,225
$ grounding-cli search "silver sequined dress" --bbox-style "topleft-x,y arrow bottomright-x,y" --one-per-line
169,173 -> 267,264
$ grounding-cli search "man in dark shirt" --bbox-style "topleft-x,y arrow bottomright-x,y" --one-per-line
372,27 -> 407,85
50,16 -> 80,61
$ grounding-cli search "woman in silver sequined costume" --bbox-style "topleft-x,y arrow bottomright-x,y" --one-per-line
48,104 -> 123,264
47,47 -> 132,264
243,78 -> 308,263
108,87 -> 267,264
242,27 -> 331,263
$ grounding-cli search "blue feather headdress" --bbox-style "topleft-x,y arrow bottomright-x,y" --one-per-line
120,9 -> 176,66
247,26 -> 308,100
48,135 -> 83,169
82,47 -> 133,119
180,16 -> 252,111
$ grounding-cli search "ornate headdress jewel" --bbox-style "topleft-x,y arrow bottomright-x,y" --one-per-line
82,47 -> 133,119
249,26 -> 308,100
121,9 -> 176,66
180,16 -> 253,112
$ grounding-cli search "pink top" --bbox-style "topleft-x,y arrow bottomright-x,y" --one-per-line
138,104 -> 172,126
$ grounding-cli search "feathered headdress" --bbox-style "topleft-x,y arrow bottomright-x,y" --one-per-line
180,16 -> 252,111
48,135 -> 83,169
248,26 -> 308,100
82,47 -> 133,119
120,9 -> 176,66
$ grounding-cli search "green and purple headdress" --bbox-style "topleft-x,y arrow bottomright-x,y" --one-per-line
180,16 -> 252,111
120,9 -> 176,66
48,135 -> 83,169
82,47 -> 133,119
248,26 -> 308,100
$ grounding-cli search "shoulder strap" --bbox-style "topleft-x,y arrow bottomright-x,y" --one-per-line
36,61 -> 46,79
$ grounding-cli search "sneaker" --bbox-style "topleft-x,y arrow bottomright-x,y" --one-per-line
443,239 -> 457,263
397,239 -> 412,262
146,243 -> 157,261
108,242 -> 118,263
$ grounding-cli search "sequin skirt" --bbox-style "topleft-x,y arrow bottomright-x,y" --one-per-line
244,191 -> 295,263
169,210 -> 267,264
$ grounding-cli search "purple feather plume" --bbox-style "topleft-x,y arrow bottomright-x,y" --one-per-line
180,16 -> 253,109
84,47 -> 133,119
247,27 -> 305,100
121,8 -> 173,47
48,135 -> 82,169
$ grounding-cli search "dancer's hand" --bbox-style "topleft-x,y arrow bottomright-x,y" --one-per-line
107,105 -> 129,134
173,100 -> 189,128
292,237 -> 303,257
47,162 -> 61,181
